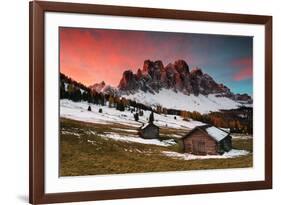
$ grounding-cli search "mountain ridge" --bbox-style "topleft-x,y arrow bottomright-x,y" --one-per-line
90,59 -> 252,103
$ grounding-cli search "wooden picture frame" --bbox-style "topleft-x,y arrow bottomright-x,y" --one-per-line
29,1 -> 272,204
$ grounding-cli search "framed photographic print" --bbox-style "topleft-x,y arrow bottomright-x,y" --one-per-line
29,1 -> 272,204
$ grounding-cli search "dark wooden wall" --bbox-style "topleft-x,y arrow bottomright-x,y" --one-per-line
183,129 -> 218,155
140,125 -> 159,139
219,136 -> 232,153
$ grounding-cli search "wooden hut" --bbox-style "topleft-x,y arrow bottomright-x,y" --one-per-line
182,125 -> 232,155
139,123 -> 160,139
138,111 -> 159,139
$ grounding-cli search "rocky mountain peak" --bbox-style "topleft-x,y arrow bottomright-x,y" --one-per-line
90,59 -> 252,103
191,67 -> 203,76
89,81 -> 106,93
174,59 -> 189,74
118,70 -> 138,91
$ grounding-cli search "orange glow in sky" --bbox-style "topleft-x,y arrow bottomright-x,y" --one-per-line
59,27 -> 253,94
59,27 -> 195,86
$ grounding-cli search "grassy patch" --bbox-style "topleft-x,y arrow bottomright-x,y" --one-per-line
232,138 -> 253,152
60,118 -> 253,176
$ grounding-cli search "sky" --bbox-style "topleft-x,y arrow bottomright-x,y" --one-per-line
60,27 -> 253,95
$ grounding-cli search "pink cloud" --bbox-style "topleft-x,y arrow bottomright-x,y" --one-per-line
59,27 -> 195,86
232,57 -> 253,81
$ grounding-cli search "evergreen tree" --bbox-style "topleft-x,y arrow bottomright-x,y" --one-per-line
71,88 -> 82,102
88,105 -> 92,111
134,113 -> 139,121
60,81 -> 66,99
87,92 -> 93,103
98,93 -> 105,106
116,102 -> 125,111
162,108 -> 168,115
82,92 -> 89,101
93,93 -> 99,104
149,111 -> 154,123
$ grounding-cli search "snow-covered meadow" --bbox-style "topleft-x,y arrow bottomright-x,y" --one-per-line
162,149 -> 249,160
60,99 -> 204,129
100,132 -> 177,147
60,99 -> 251,167
59,100 -> 253,176
60,123 -> 250,161
95,132 -> 249,159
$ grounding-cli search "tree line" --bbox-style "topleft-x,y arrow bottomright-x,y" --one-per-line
60,73 -> 252,134
155,105 -> 252,134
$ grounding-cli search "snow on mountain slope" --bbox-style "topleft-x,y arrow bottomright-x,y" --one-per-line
60,99 -> 204,129
122,89 -> 242,114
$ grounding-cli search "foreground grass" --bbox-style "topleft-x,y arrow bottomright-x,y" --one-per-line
60,118 -> 253,176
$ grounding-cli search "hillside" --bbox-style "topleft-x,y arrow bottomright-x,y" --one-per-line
60,99 -> 205,130
89,59 -> 252,113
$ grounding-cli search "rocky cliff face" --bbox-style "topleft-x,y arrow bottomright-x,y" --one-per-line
90,59 -> 252,103
116,59 -> 251,102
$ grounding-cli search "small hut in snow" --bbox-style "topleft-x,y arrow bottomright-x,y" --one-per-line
139,112 -> 159,139
183,125 -> 232,155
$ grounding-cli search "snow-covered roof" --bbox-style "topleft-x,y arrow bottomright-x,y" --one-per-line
185,125 -> 230,142
140,122 -> 158,130
205,126 -> 229,142
140,123 -> 150,129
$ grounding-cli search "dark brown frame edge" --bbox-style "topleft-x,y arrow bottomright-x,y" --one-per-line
29,1 -> 272,204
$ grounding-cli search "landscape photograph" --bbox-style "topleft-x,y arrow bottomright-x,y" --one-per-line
59,27 -> 253,176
